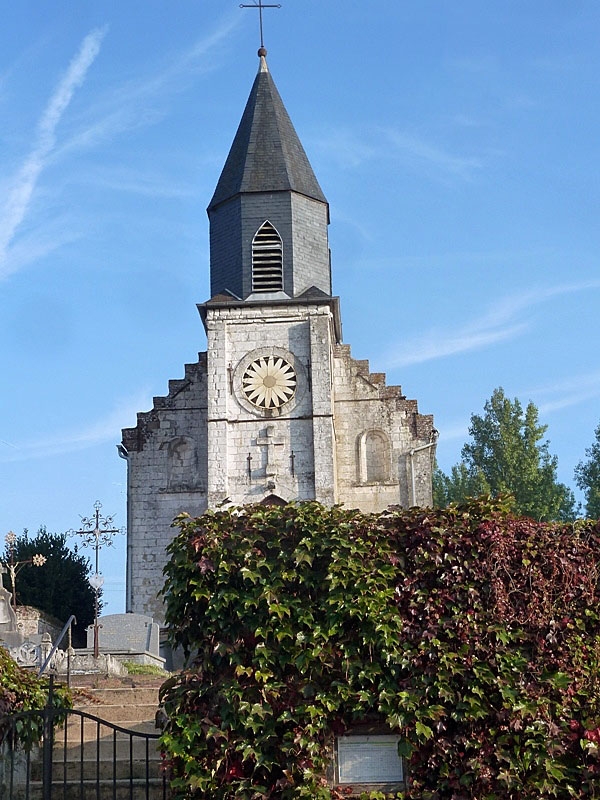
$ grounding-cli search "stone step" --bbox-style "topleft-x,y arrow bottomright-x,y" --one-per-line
63,714 -> 158,740
53,737 -> 162,762
69,702 -> 159,724
71,675 -> 165,690
4,681 -> 171,800
31,756 -> 164,782
73,686 -> 161,706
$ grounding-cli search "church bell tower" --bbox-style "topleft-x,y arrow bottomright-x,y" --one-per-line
121,48 -> 436,621
207,48 -> 331,302
199,47 -> 341,511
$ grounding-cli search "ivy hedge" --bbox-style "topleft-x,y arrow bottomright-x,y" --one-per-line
159,499 -> 600,799
0,646 -> 72,748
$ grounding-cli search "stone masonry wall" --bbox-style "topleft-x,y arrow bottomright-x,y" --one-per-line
332,344 -> 436,513
122,356 -> 209,620
204,300 -> 337,508
122,303 -> 434,622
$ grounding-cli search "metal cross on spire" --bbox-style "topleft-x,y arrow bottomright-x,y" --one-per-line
240,0 -> 282,50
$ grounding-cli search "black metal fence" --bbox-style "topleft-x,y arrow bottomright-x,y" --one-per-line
0,681 -> 169,800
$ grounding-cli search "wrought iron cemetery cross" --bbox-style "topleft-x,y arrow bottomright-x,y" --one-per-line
69,502 -> 123,658
240,0 -> 282,49
1,531 -> 47,611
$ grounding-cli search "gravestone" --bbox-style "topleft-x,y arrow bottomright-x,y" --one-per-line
0,588 -> 54,668
16,606 -> 63,640
87,612 -> 164,668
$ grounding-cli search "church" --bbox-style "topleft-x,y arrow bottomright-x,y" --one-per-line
120,47 -> 436,622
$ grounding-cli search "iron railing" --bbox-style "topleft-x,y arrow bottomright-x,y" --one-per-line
38,615 -> 77,684
0,678 -> 168,800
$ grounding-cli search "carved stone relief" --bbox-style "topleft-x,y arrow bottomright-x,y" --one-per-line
160,436 -> 202,492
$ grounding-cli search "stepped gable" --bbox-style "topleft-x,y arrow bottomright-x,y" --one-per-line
333,343 -> 434,437
122,353 -> 208,453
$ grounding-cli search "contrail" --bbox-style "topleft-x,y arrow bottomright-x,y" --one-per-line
0,27 -> 107,272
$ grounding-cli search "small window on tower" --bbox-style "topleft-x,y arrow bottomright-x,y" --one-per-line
252,221 -> 283,292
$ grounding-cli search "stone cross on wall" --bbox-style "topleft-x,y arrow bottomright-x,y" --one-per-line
257,425 -> 284,477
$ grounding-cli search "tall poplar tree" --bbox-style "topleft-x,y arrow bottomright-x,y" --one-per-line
434,387 -> 577,521
575,423 -> 600,519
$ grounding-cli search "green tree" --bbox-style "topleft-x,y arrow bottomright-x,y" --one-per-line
435,387 -> 577,521
575,422 -> 600,518
2,527 -> 96,645
432,462 -> 489,507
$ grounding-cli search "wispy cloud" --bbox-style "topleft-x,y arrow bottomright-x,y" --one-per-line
528,371 -> 600,415
313,128 -> 378,169
0,27 -> 107,278
0,392 -> 151,463
0,216 -> 81,276
314,124 -> 483,181
54,15 -> 240,161
436,421 -> 470,444
0,15 -> 240,279
328,208 -> 374,244
385,280 -> 600,368
446,55 -> 498,73
73,165 -> 197,199
383,128 -> 483,179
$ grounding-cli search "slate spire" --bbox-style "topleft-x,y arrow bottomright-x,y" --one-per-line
208,51 -> 327,211
207,49 -> 331,301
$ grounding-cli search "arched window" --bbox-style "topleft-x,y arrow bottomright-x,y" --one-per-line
365,431 -> 389,482
357,430 -> 391,484
252,221 -> 283,292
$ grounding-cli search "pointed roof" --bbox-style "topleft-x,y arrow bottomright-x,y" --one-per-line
208,52 -> 327,211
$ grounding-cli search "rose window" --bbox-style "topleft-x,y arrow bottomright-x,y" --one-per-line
242,356 -> 297,409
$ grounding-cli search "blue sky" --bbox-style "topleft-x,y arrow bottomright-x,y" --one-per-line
1,2 -> 599,615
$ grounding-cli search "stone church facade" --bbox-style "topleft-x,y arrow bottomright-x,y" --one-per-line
121,51 -> 436,622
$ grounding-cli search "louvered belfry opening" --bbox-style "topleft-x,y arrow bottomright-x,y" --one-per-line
252,221 -> 283,292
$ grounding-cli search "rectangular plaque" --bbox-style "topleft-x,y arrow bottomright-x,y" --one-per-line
337,735 -> 404,784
